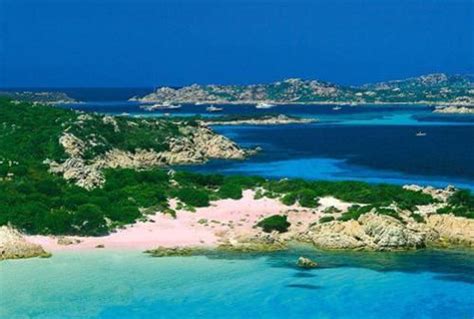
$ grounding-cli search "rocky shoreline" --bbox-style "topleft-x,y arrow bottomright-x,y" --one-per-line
203,115 -> 317,126
47,120 -> 253,190
4,185 -> 473,261
0,226 -> 51,260
131,73 -> 474,106
433,105 -> 474,114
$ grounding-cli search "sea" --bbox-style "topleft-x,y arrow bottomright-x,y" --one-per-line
1,88 -> 473,318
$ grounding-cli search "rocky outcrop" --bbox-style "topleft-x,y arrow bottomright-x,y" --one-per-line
57,237 -> 82,246
426,214 -> 474,247
144,246 -> 203,257
308,213 -> 474,251
217,232 -> 287,252
403,184 -> 456,202
0,226 -> 51,260
297,256 -> 318,268
48,124 -> 250,189
434,106 -> 474,114
204,115 -> 317,126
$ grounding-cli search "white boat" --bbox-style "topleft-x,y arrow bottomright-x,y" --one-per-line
332,106 -> 342,111
255,102 -> 275,109
206,105 -> 223,112
416,131 -> 427,137
144,102 -> 182,110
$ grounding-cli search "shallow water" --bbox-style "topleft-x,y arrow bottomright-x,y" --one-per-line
1,249 -> 473,318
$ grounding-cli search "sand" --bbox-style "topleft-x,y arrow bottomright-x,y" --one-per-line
27,190 -> 350,252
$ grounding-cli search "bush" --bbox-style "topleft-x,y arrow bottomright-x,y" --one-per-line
281,193 -> 297,206
256,215 -> 291,233
176,187 -> 210,207
297,189 -> 319,208
319,216 -> 335,223
73,204 -> 108,235
218,183 -> 243,200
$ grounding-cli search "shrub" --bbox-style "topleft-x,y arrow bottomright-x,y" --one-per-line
297,189 -> 319,208
176,187 -> 210,207
256,215 -> 290,233
411,213 -> 425,223
319,216 -> 335,223
218,183 -> 243,200
73,204 -> 108,235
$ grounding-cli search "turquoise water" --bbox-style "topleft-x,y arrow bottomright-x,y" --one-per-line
1,249 -> 473,318
16,101 -> 470,318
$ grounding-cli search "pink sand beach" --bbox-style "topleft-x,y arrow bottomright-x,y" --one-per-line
27,190 -> 351,252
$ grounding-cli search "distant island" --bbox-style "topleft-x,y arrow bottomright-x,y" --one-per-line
0,90 -> 77,104
131,73 -> 474,106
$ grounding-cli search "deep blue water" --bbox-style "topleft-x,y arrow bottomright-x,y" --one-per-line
1,248 -> 473,318
62,101 -> 474,190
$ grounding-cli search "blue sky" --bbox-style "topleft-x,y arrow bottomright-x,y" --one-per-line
1,0 -> 473,87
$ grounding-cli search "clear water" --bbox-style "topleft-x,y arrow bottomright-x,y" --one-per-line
1,249 -> 473,319
5,99 -> 470,318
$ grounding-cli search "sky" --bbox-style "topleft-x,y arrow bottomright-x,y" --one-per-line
0,0 -> 473,88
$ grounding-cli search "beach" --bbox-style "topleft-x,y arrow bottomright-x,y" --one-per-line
27,190 -> 351,252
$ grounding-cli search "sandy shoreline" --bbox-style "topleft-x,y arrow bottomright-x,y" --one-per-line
26,190 -> 350,252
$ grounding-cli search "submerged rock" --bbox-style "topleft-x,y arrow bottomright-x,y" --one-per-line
0,226 -> 51,260
144,246 -> 203,257
297,256 -> 318,268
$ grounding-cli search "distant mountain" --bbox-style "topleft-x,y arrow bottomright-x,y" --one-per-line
133,73 -> 474,106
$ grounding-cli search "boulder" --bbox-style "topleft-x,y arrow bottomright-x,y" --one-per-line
0,226 -> 51,260
297,256 -> 318,268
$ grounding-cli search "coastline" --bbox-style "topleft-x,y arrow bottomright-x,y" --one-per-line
26,190 -> 342,252
20,189 -> 474,256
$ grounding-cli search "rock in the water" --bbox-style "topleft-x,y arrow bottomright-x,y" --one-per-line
144,246 -> 201,257
297,256 -> 318,268
0,226 -> 51,260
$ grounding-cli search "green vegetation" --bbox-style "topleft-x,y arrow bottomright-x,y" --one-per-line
256,215 -> 291,233
1,98 -> 472,237
436,190 -> 474,219
319,216 -> 335,223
